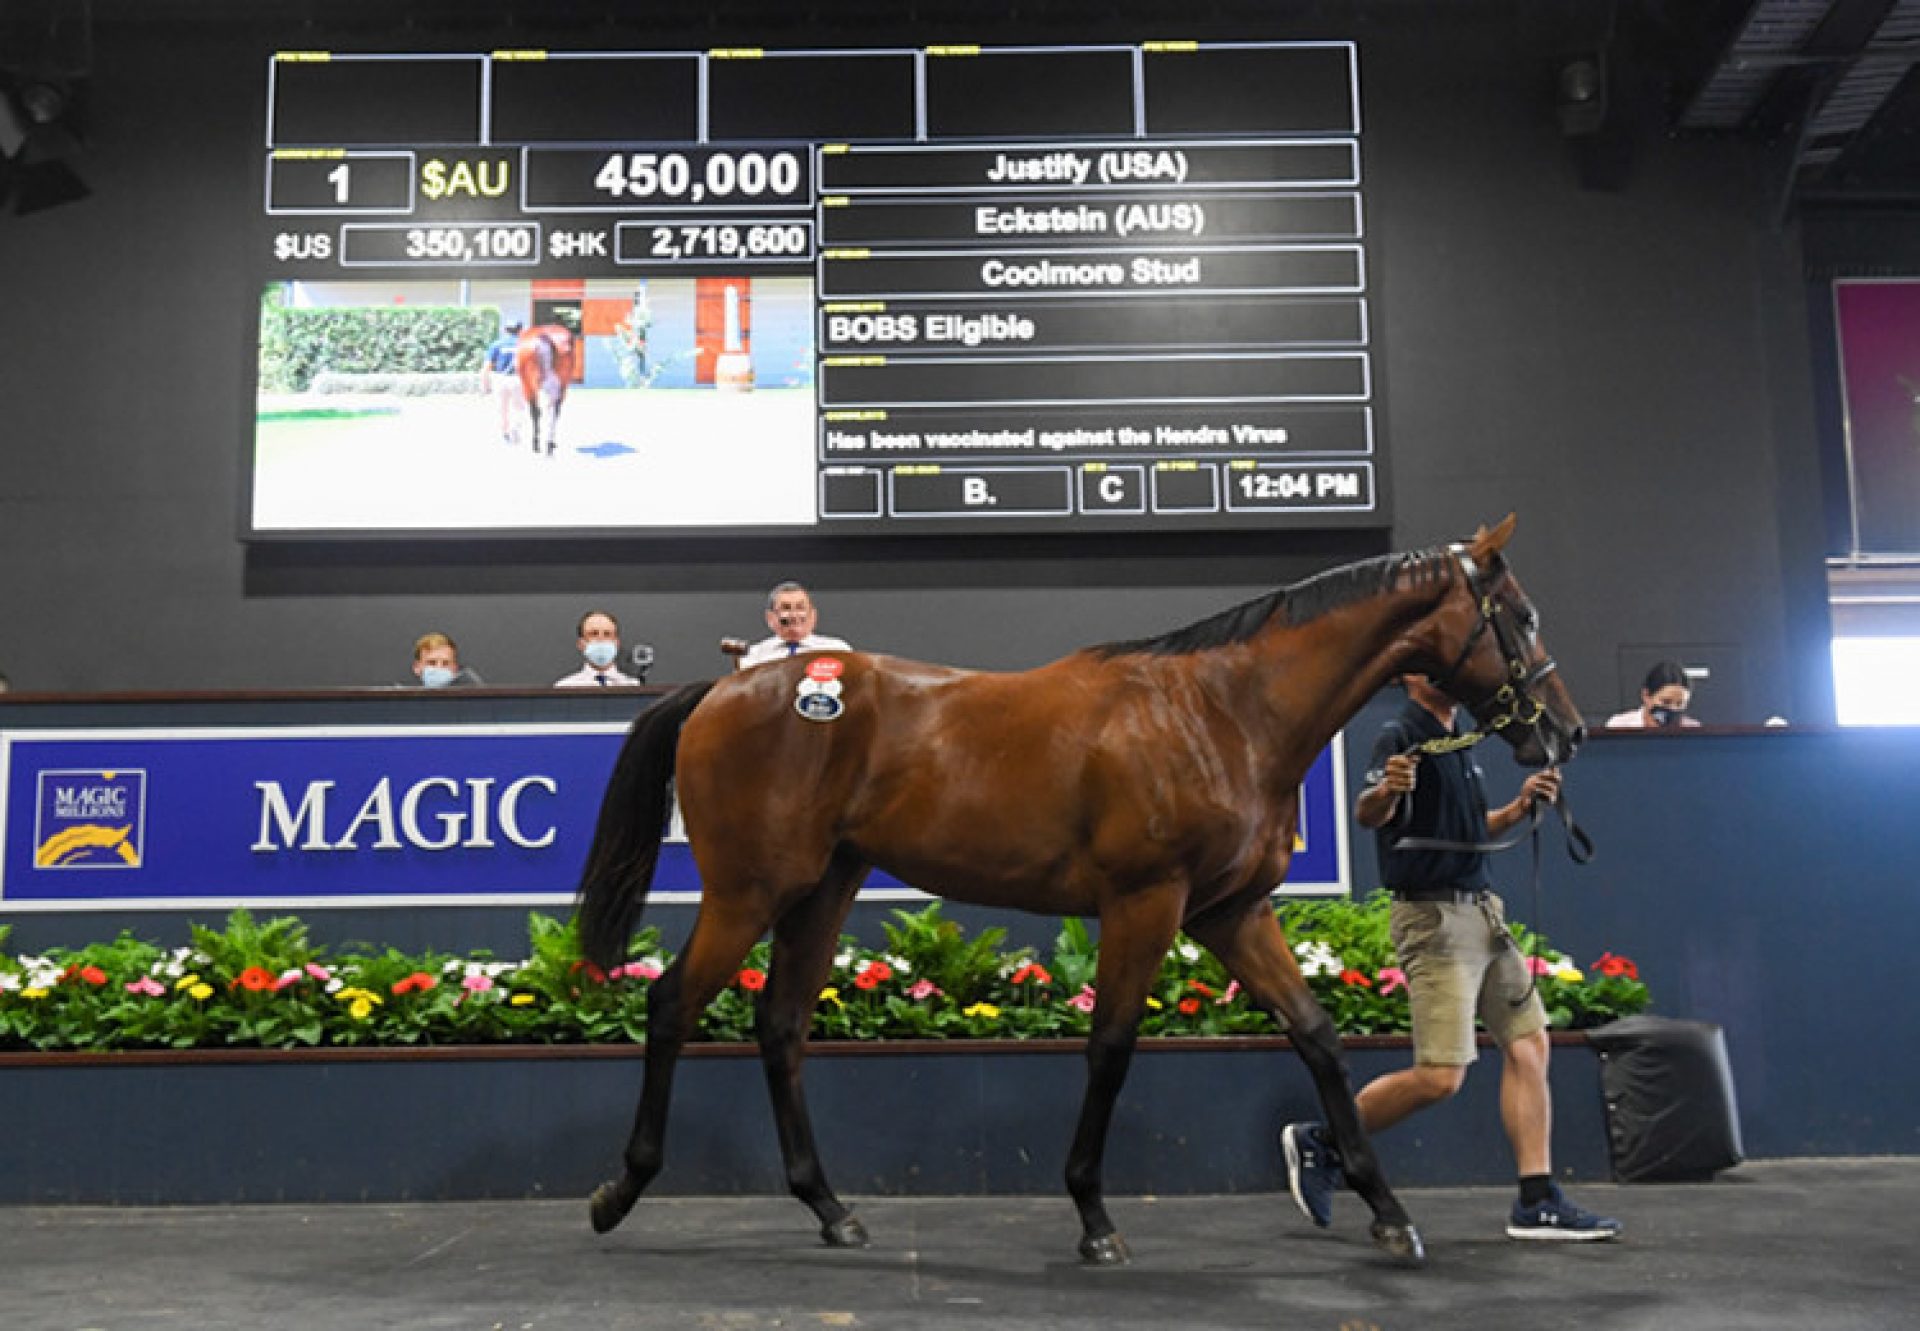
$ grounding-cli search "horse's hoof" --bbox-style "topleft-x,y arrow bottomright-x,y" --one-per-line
1369,1220 -> 1426,1266
1078,1232 -> 1132,1266
588,1177 -> 639,1235
820,1215 -> 871,1248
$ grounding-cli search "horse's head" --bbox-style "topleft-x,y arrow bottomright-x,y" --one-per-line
1420,515 -> 1585,768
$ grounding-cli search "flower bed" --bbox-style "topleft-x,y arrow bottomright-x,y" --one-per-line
0,895 -> 1649,1054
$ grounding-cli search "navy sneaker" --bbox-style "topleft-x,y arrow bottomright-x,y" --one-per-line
1281,1121 -> 1344,1228
1506,1184 -> 1622,1242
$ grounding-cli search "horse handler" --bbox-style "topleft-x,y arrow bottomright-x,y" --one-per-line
1283,673 -> 1621,1242
480,320 -> 524,446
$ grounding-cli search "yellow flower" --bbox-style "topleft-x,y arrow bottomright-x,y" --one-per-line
1145,996 -> 1163,1010
335,986 -> 383,1015
963,1002 -> 1000,1019
188,982 -> 214,1001
509,993 -> 536,1007
22,987 -> 48,1001
1554,966 -> 1583,983
175,973 -> 201,991
818,986 -> 843,1007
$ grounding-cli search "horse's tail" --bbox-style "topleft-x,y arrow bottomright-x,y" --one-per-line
575,680 -> 717,970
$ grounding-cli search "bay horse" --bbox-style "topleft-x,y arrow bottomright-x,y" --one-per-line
574,515 -> 1583,1267
514,324 -> 578,456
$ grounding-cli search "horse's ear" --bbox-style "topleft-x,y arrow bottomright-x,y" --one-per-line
1469,513 -> 1517,561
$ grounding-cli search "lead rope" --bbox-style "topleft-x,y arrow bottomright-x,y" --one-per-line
1386,730 -> 1595,1006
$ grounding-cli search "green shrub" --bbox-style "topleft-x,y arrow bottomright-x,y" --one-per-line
0,897 -> 1650,1052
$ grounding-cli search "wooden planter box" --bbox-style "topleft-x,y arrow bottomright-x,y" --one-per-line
0,1035 -> 1607,1204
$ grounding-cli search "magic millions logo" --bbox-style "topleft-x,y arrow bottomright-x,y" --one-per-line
34,770 -> 148,869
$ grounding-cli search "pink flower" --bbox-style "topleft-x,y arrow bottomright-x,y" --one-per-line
461,973 -> 495,993
906,978 -> 942,1001
1525,955 -> 1555,977
1217,980 -> 1242,1006
1377,967 -> 1407,995
614,960 -> 663,982
273,968 -> 304,991
1068,985 -> 1097,1014
124,975 -> 165,997
304,963 -> 333,982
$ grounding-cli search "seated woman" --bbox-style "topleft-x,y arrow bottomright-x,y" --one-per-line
1605,660 -> 1702,729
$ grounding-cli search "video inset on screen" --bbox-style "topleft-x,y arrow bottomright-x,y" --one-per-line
250,275 -> 817,534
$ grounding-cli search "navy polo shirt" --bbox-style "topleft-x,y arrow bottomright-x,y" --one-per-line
1369,699 -> 1493,893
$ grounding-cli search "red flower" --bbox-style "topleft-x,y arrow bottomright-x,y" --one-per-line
1187,980 -> 1217,998
568,960 -> 608,985
1010,963 -> 1052,986
391,971 -> 439,996
1595,952 -> 1640,981
737,968 -> 767,991
235,966 -> 276,992
1340,968 -> 1373,988
854,960 -> 893,990
1177,996 -> 1203,1016
78,964 -> 109,987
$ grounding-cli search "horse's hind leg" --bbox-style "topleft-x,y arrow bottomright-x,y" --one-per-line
1185,903 -> 1424,1266
1065,887 -> 1185,1266
757,858 -> 870,1247
588,902 -> 769,1235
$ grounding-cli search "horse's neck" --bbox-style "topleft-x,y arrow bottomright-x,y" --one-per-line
1241,576 -> 1452,771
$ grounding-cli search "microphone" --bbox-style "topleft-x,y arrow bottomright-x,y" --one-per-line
628,644 -> 655,682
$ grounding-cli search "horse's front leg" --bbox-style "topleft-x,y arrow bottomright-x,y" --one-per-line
758,874 -> 868,1247
1186,902 -> 1424,1266
588,904 -> 767,1235
1065,887 -> 1184,1266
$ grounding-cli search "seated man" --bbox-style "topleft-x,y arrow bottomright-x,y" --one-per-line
411,632 -> 482,688
555,610 -> 641,687
731,581 -> 849,668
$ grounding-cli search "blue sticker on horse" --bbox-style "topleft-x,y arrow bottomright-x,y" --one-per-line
794,676 -> 845,722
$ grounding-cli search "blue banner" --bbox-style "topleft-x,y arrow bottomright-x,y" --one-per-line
1,725 -> 1347,908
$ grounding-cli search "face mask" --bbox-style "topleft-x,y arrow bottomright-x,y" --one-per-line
583,641 -> 618,669
1650,705 -> 1685,728
421,666 -> 455,689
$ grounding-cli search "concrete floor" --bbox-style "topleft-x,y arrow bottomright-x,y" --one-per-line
2,1159 -> 1911,1331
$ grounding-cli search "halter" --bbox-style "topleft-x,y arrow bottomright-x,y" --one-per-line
1417,545 -> 1560,754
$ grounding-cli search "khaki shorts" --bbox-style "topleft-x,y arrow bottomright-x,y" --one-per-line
1389,892 -> 1547,1066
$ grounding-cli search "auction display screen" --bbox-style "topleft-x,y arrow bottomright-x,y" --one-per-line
251,41 -> 1384,537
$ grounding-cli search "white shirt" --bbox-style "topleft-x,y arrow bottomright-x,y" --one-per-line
1604,708 -> 1702,729
740,633 -> 851,668
554,664 -> 641,688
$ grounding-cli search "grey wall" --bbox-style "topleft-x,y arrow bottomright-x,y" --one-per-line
0,1 -> 1835,724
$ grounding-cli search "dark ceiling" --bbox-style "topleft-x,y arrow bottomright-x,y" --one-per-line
1629,0 -> 1920,208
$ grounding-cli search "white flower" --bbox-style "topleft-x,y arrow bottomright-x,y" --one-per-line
884,954 -> 911,975
0,972 -> 20,992
833,950 -> 853,970
325,977 -> 344,994
1176,941 -> 1201,963
1293,940 -> 1343,978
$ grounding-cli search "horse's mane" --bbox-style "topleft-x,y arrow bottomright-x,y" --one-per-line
1089,547 -> 1456,660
